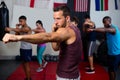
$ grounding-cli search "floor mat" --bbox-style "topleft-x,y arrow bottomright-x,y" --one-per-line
7,61 -> 109,80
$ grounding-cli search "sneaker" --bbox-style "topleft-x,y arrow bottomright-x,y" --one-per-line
85,69 -> 95,74
43,61 -> 48,68
36,67 -> 43,72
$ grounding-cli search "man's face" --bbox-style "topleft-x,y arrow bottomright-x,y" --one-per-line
36,23 -> 42,29
19,19 -> 26,26
85,18 -> 90,22
103,19 -> 111,28
53,10 -> 67,28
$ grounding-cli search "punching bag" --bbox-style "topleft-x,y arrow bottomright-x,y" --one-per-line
0,1 -> 9,41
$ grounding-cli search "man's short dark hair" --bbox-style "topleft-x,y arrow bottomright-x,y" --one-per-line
19,15 -> 27,20
53,5 -> 70,18
71,16 -> 79,25
102,16 -> 111,23
84,14 -> 90,19
36,20 -> 43,27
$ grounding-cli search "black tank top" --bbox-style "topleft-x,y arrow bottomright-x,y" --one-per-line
57,26 -> 83,79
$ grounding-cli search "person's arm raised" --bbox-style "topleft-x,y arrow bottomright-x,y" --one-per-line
51,24 -> 60,51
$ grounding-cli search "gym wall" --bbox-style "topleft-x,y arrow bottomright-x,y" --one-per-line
0,0 -> 120,59
90,0 -> 120,28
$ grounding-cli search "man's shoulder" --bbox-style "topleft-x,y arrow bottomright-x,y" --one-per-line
24,25 -> 31,30
111,24 -> 119,30
111,24 -> 118,27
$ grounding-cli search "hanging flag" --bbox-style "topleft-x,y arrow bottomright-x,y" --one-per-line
115,0 -> 120,10
74,0 -> 88,12
15,0 -> 53,9
30,0 -> 35,8
95,0 -> 108,11
54,0 -> 68,8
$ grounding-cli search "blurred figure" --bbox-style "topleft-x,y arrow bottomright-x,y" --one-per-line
87,16 -> 120,80
83,15 -> 96,74
70,16 -> 79,27
5,15 -> 32,80
32,20 -> 47,72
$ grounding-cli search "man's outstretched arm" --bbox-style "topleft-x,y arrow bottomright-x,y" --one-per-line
3,28 -> 70,44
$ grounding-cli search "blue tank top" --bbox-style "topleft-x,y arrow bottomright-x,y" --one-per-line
106,24 -> 120,55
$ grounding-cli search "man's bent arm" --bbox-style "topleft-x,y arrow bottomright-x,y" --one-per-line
51,42 -> 60,51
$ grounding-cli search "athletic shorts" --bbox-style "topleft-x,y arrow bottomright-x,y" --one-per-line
87,41 -> 96,56
20,49 -> 32,62
108,54 -> 120,72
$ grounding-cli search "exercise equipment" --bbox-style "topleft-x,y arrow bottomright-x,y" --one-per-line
44,54 -> 59,62
44,54 -> 51,61
0,1 -> 9,41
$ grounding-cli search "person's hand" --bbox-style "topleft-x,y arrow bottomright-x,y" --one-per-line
5,27 -> 11,32
87,28 -> 94,32
16,26 -> 19,29
52,23 -> 58,32
16,24 -> 21,26
84,21 -> 89,25
16,24 -> 21,29
2,33 -> 21,43
31,29 -> 35,32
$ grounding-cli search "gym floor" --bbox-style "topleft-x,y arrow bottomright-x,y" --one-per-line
0,60 -> 21,80
0,60 -> 120,80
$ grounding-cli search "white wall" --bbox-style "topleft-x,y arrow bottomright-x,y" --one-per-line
90,0 -> 120,28
12,5 -> 53,32
0,1 -> 59,59
0,0 -> 120,59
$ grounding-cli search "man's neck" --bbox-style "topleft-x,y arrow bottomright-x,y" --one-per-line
22,24 -> 28,27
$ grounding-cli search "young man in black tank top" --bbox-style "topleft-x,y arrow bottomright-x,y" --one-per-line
3,5 -> 83,80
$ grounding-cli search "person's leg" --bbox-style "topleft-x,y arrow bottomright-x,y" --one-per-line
108,71 -> 116,80
88,56 -> 94,70
23,61 -> 31,80
89,41 -> 96,69
36,45 -> 46,72
20,49 -> 32,80
40,46 -> 48,68
37,46 -> 43,68
107,54 -> 120,80
86,41 -> 96,74
37,45 -> 46,66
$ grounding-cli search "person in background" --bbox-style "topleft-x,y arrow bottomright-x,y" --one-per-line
32,20 -> 47,72
70,16 -> 79,27
87,16 -> 120,80
83,15 -> 96,74
3,5 -> 83,80
5,15 -> 32,80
